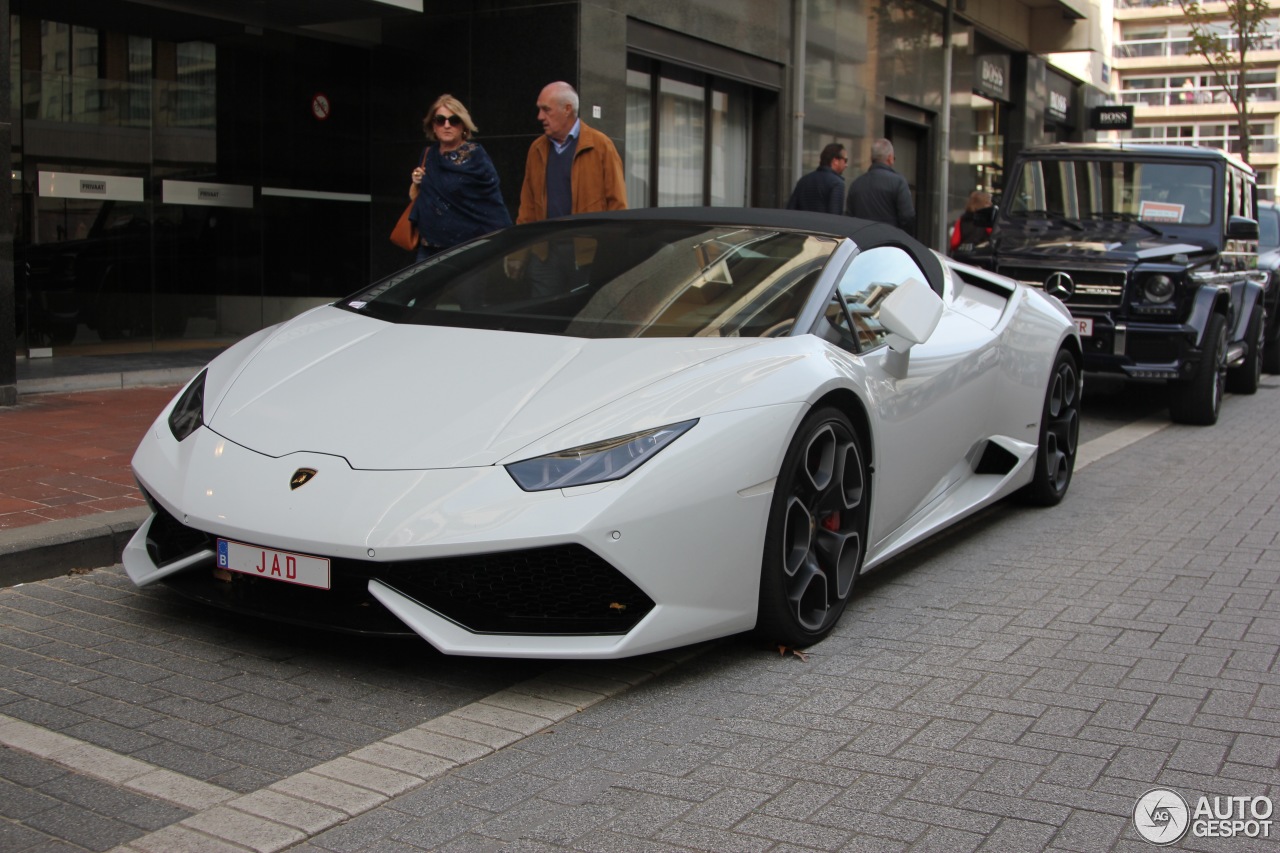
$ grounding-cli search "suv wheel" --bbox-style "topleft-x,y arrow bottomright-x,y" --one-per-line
1226,306 -> 1263,395
1169,313 -> 1227,426
1264,313 -> 1280,374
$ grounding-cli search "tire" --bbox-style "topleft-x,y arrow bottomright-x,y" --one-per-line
1019,348 -> 1080,507
1169,312 -> 1227,426
1226,306 -> 1263,395
1264,334 -> 1280,375
756,407 -> 868,648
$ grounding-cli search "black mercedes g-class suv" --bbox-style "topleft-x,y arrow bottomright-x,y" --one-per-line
986,143 -> 1267,425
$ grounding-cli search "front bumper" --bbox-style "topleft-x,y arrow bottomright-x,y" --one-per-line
1074,313 -> 1201,380
125,404 -> 801,658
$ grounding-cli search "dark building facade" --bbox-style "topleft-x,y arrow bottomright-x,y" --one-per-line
1,0 -> 1102,405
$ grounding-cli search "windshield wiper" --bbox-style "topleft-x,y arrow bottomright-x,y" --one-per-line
1008,209 -> 1084,231
1085,211 -> 1164,237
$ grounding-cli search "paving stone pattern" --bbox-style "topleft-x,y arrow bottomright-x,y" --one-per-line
1,385 -> 1278,851
287,389 -> 1278,852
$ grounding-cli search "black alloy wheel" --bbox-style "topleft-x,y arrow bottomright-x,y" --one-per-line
1169,313 -> 1228,425
757,407 -> 868,648
1226,306 -> 1263,395
1020,348 -> 1080,507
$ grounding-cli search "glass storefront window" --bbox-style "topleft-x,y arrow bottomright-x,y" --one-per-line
625,68 -> 651,209
710,86 -> 748,207
657,76 -> 705,207
626,57 -> 754,209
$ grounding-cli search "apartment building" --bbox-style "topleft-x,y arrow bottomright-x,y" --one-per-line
1111,0 -> 1280,197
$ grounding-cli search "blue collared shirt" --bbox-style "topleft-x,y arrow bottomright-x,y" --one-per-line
551,119 -> 582,155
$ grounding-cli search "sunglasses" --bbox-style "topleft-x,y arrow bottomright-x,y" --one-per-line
432,114 -> 464,128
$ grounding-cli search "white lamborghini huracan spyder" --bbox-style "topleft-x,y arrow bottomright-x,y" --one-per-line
125,208 -> 1081,658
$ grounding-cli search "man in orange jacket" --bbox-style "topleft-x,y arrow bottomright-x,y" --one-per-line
516,81 -> 627,295
517,81 -> 627,224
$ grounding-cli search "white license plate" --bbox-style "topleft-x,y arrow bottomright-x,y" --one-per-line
1075,317 -> 1093,337
216,538 -> 331,590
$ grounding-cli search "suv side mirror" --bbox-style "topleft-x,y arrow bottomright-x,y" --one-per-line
1227,216 -> 1259,240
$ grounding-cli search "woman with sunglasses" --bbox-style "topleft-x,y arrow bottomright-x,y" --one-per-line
407,94 -> 512,261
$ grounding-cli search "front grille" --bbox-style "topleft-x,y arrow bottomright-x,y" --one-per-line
998,266 -> 1127,309
145,510 -> 653,636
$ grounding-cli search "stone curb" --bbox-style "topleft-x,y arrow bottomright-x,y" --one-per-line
0,507 -> 150,587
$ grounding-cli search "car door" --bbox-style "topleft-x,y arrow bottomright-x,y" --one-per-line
818,246 -> 1003,554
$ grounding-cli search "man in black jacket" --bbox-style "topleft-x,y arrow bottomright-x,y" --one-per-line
845,138 -> 915,237
786,143 -> 848,215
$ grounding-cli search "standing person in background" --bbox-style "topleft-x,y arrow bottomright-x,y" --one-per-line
949,190 -> 995,259
845,137 -> 916,237
516,81 -> 626,295
517,81 -> 626,223
786,143 -> 848,214
409,94 -> 512,262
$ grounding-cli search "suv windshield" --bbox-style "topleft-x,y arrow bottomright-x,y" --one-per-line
341,221 -> 839,339
1009,158 -> 1215,226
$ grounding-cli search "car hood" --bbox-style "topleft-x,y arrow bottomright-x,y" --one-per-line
993,226 -> 1209,264
204,306 -> 760,469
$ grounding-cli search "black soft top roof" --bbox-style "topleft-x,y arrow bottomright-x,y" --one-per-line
550,206 -> 946,296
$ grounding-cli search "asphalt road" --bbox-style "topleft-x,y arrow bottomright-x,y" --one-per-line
2,380 -> 1277,852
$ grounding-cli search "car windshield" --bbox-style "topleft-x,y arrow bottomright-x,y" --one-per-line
340,220 -> 840,338
1008,158 -> 1215,226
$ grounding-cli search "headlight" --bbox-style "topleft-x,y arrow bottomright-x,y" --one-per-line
505,420 -> 698,491
1142,273 -> 1176,304
168,369 -> 207,441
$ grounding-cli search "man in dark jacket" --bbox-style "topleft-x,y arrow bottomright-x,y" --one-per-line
845,138 -> 916,236
786,143 -> 848,214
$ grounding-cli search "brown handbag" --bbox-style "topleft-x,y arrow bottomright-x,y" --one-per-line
390,150 -> 427,251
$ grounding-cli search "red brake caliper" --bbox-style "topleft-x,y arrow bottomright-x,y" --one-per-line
821,512 -> 841,532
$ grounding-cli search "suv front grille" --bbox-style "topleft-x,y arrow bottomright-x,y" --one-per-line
998,266 -> 1126,309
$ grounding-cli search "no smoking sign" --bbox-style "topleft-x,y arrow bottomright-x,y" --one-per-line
311,92 -> 331,121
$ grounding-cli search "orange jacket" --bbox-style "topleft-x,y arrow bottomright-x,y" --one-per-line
517,121 -> 627,224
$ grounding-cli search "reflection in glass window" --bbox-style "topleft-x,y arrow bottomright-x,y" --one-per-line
826,246 -> 925,352
342,221 -> 839,340
710,86 -> 748,207
626,57 -> 754,208
626,68 -> 652,210
658,77 -> 705,207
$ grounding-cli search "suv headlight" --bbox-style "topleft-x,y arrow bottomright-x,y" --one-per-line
1140,273 -> 1176,304
168,369 -> 207,442
506,420 -> 697,491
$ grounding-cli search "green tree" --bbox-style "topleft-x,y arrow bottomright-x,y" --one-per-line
1177,0 -> 1272,164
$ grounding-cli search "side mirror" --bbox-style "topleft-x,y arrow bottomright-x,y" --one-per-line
1228,215 -> 1259,240
879,276 -> 944,352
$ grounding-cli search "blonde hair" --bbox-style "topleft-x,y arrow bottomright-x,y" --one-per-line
965,190 -> 993,213
422,94 -> 478,142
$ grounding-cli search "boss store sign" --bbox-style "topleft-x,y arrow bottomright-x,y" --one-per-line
975,54 -> 1011,102
1090,105 -> 1135,131
1046,72 -> 1076,127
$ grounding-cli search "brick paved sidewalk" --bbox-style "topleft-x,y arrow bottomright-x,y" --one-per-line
0,386 -> 179,531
